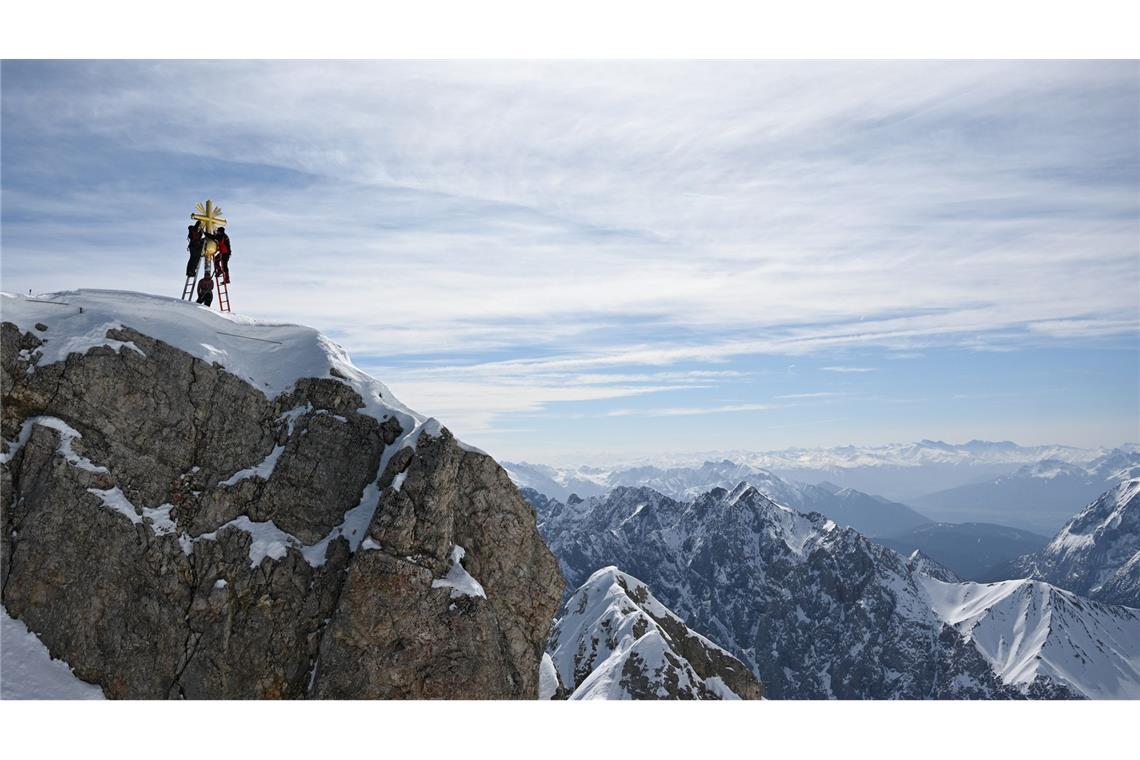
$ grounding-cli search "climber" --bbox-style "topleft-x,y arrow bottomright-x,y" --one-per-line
195,275 -> 214,307
213,226 -> 232,284
185,221 -> 205,277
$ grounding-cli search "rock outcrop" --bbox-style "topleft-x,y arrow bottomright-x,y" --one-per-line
1,290 -> 562,699
547,567 -> 762,699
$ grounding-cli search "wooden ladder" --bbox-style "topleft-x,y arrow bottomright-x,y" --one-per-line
216,275 -> 232,313
181,273 -> 197,300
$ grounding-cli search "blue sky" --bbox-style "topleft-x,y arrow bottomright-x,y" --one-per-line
2,60 -> 1137,462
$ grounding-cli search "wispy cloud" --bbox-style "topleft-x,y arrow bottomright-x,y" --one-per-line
776,391 -> 844,399
607,403 -> 775,418
2,61 -> 1136,453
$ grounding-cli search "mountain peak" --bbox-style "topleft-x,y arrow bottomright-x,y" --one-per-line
1,289 -> 563,698
547,567 -> 762,700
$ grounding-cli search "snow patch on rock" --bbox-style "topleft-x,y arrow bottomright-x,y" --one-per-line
1,608 -> 104,700
432,545 -> 487,599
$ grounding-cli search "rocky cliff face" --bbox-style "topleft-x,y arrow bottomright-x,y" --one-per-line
1,290 -> 562,699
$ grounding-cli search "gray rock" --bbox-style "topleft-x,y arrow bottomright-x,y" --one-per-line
1,320 -> 562,699
313,428 -> 564,698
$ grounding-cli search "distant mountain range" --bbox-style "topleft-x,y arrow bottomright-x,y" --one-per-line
511,459 -> 930,538
511,439 -> 1134,502
507,445 -> 1140,536
877,522 -> 1049,581
908,451 -> 1140,534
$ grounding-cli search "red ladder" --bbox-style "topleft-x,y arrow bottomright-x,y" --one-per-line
216,275 -> 232,313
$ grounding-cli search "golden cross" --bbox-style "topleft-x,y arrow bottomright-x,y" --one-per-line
191,199 -> 228,234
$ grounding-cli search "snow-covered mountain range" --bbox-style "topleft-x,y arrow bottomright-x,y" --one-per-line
527,482 -> 1140,699
1005,479 -> 1140,607
909,452 -> 1140,534
511,439 -> 1135,503
533,440 -> 1116,474
919,576 -> 1140,699
543,567 -> 762,700
510,444 -> 1140,536
530,484 -> 1017,698
512,459 -> 931,538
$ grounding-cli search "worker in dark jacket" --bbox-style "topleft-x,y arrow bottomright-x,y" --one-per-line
213,227 -> 232,284
186,221 -> 205,276
195,275 -> 214,307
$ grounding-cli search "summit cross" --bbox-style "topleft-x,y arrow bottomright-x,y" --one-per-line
191,199 -> 227,233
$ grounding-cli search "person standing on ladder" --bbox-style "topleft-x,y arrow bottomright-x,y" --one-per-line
184,199 -> 232,312
213,227 -> 232,284
186,221 -> 205,276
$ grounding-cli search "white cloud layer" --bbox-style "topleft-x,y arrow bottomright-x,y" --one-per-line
1,61 -> 1136,450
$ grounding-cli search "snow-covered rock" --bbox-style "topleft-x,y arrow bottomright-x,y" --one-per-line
906,550 -> 964,583
1008,479 -> 1140,607
919,576 -> 1140,699
0,289 -> 561,699
548,567 -> 761,700
0,608 -> 104,699
533,482 -> 1021,699
536,478 -> 1140,699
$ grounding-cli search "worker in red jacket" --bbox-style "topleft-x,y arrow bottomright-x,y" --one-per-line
213,227 -> 232,284
195,275 -> 214,307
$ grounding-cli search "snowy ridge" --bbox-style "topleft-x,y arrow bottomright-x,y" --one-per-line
534,480 -> 1140,698
906,550 -> 964,583
1,290 -> 421,426
1047,479 -> 1140,558
548,567 -> 760,700
0,290 -> 464,574
1010,478 -> 1140,607
919,576 -> 1140,699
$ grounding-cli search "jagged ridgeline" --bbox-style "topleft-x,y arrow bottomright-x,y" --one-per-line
529,483 -> 1140,699
0,290 -> 563,699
